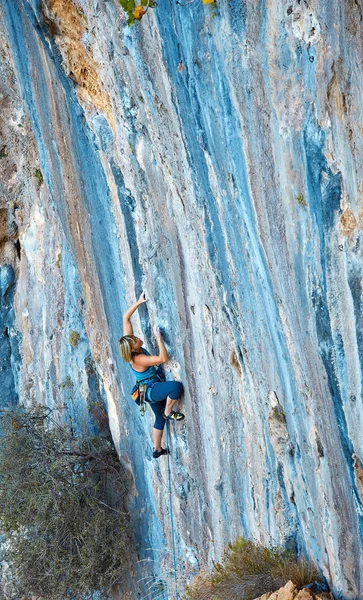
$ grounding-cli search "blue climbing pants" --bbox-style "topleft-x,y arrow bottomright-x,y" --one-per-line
147,381 -> 183,430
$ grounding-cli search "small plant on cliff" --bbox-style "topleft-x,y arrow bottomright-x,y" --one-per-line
118,0 -> 215,25
184,537 -> 324,600
69,330 -> 81,346
34,168 -> 43,188
0,405 -> 131,600
118,0 -> 156,26
270,404 -> 287,424
60,375 -> 74,389
296,193 -> 307,208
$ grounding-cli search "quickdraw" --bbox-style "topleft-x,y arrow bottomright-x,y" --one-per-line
176,0 -> 215,5
139,383 -> 147,416
130,382 -> 147,415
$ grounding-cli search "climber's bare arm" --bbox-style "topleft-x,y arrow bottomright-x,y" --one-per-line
133,354 -> 166,367
132,328 -> 168,366
123,292 -> 147,335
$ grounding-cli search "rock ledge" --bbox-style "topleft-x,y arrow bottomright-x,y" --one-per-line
255,581 -> 334,600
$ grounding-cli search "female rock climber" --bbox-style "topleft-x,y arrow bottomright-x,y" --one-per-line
119,292 -> 184,459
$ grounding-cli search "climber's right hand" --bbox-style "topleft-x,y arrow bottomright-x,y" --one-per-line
153,325 -> 162,339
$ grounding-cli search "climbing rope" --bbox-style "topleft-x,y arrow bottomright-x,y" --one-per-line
165,421 -> 179,600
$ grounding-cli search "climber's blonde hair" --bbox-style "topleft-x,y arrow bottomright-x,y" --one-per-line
119,335 -> 136,363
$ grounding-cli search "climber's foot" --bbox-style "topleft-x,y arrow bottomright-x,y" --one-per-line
162,410 -> 185,422
153,447 -> 169,459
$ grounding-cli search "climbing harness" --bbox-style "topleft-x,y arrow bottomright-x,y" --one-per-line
166,421 -> 179,599
130,367 -> 165,416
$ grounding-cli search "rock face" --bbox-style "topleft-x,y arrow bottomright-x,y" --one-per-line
1,0 -> 363,598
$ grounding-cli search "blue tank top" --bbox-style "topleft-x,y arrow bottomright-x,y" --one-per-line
131,348 -> 159,383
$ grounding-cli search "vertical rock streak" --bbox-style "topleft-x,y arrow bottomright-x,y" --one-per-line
2,0 -> 363,597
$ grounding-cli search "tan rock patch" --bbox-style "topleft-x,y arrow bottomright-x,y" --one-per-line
254,582 -> 334,600
327,73 -> 346,121
42,0 -> 115,130
296,589 -> 315,599
340,207 -> 357,236
352,453 -> 363,504
265,581 -> 298,600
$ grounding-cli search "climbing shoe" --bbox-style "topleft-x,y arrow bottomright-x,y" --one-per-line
153,448 -> 169,459
162,410 -> 185,422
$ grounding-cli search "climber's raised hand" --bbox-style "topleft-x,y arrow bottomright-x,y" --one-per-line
153,325 -> 162,339
153,326 -> 168,362
137,291 -> 148,305
123,292 -> 147,335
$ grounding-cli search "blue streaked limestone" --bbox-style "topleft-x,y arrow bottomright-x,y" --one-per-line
1,0 -> 363,597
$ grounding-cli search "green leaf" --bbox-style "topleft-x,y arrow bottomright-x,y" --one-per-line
119,0 -> 129,8
140,0 -> 148,6
127,0 -> 135,10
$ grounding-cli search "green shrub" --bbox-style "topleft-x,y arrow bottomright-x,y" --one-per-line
34,168 -> 43,188
184,538 -> 323,600
270,404 -> 286,424
296,193 -> 307,207
278,558 -> 323,588
0,406 -> 131,600
60,375 -> 74,389
69,330 -> 80,346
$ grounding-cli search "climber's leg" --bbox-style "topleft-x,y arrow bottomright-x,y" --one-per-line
149,400 -> 166,455
153,427 -> 163,452
150,381 -> 183,416
165,396 -> 178,416
149,382 -> 184,426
